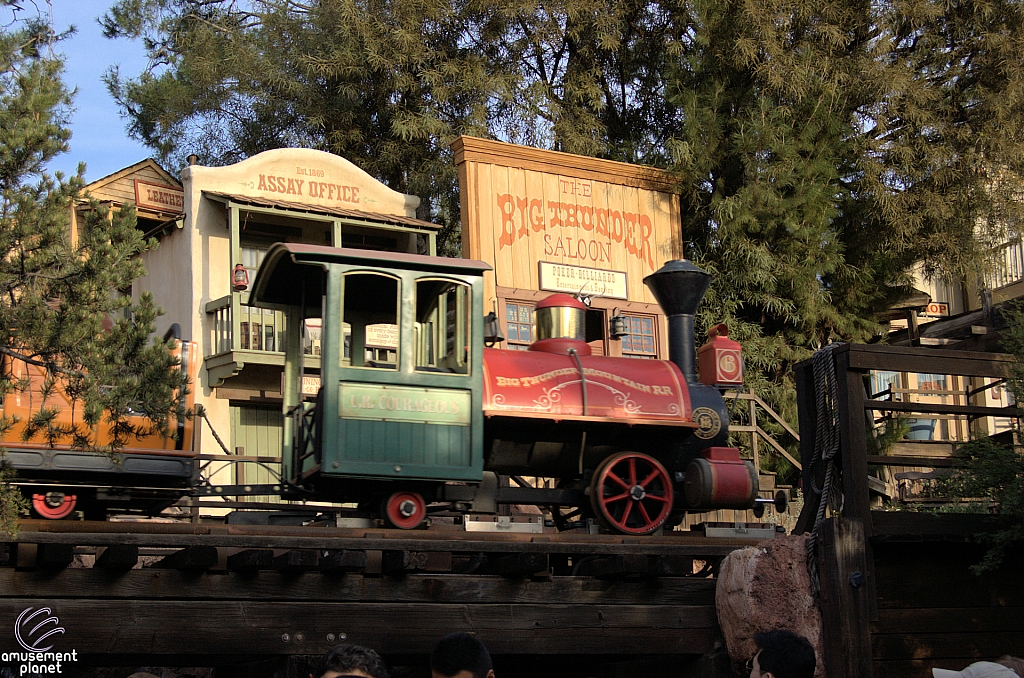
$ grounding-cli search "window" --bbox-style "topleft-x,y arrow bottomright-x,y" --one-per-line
241,242 -> 269,275
621,314 -> 656,358
917,373 -> 948,391
415,279 -> 470,374
505,301 -> 535,350
872,371 -> 902,399
341,272 -> 399,369
303,319 -> 322,356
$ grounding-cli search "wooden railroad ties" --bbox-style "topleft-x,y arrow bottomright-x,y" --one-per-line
1,520 -> 754,578
0,521 -> 763,668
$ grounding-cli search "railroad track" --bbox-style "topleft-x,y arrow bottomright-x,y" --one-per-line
3,519 -> 762,576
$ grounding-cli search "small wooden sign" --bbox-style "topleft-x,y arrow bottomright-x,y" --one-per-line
920,302 -> 950,317
134,179 -> 184,213
366,324 -> 399,348
538,262 -> 627,299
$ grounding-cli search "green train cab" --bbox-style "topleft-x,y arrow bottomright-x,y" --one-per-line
247,243 -> 491,525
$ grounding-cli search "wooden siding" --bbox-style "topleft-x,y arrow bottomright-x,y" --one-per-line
330,419 -> 472,478
871,536 -> 1024,678
83,159 -> 182,214
231,403 -> 284,501
454,137 -> 683,313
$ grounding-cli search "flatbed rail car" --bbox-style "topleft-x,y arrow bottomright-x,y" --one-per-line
247,244 -> 774,534
0,337 -> 199,519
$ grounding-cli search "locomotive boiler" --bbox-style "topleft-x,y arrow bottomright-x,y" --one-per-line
248,243 -> 761,534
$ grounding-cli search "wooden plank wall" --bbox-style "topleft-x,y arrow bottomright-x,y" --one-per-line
0,556 -> 729,677
453,137 -> 683,314
872,538 -> 1024,678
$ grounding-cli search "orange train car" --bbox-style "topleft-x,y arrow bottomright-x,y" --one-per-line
0,337 -> 198,519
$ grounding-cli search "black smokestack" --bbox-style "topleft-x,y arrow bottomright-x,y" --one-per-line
643,260 -> 712,383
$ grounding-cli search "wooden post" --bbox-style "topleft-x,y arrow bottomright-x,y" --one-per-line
749,396 -> 760,476
834,348 -> 879,621
834,349 -> 871,533
817,517 -> 873,678
793,359 -> 819,534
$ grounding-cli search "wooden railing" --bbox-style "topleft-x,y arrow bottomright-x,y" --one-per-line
984,237 -> 1024,291
206,294 -> 322,358
791,343 -> 1018,678
793,344 -> 1016,535
724,390 -> 801,472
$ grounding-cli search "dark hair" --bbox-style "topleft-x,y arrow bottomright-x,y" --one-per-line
321,643 -> 389,678
430,632 -> 493,678
753,630 -> 815,678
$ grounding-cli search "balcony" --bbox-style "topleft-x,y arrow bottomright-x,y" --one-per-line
205,293 -> 321,386
983,237 -> 1024,295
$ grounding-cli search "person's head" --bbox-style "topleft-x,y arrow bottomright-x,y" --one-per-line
933,662 -> 1022,678
430,632 -> 494,678
748,630 -> 816,678
320,643 -> 389,678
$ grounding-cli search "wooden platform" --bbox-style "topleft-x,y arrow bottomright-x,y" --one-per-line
0,521 -> 760,677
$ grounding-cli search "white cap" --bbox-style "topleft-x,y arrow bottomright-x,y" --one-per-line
933,662 -> 1021,678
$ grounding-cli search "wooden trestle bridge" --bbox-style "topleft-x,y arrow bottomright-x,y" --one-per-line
1,521 -> 760,678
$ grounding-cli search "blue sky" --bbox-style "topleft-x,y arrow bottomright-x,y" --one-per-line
46,0 -> 154,183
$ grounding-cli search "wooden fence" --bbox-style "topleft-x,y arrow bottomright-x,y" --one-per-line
793,344 -> 1023,678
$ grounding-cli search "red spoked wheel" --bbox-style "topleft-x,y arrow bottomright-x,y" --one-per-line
590,453 -> 673,535
382,491 -> 426,530
31,492 -> 78,520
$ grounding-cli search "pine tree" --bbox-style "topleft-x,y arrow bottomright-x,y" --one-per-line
101,0 -> 1024,484
474,0 -> 685,163
101,0 -> 505,254
0,13 -> 186,534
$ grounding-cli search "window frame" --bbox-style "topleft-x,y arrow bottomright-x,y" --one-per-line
338,269 -> 402,371
413,276 -> 473,375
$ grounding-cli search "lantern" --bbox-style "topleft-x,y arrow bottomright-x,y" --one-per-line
609,308 -> 627,339
232,264 -> 250,292
483,312 -> 505,347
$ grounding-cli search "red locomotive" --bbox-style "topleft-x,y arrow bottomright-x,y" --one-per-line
247,245 -> 763,534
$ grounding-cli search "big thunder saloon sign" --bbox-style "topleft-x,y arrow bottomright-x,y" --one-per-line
452,137 -> 683,309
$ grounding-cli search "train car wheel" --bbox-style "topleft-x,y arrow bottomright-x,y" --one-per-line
31,492 -> 78,520
382,491 -> 426,529
590,453 -> 673,535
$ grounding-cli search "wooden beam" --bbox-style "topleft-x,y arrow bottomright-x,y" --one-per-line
0,599 -> 721,656
0,570 -> 719,606
151,546 -> 219,571
870,511 -> 1013,541
318,549 -> 366,573
836,352 -> 872,531
755,426 -> 802,469
844,345 -> 1015,378
865,400 -> 1017,418
14,543 -> 75,570
227,549 -> 274,572
95,545 -> 139,571
575,554 -> 649,579
865,455 -> 967,468
273,550 -> 320,573
478,552 -> 549,577
816,518 -> 874,678
7,531 -> 756,557
793,360 -> 819,535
